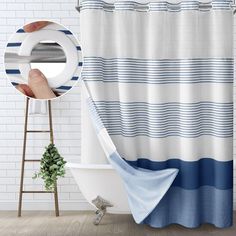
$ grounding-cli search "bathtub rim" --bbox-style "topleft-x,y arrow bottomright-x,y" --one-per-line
66,162 -> 114,170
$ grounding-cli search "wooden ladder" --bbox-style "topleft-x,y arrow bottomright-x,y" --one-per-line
18,97 -> 59,217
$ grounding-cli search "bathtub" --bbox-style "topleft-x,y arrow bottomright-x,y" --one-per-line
66,163 -> 130,213
66,87 -> 130,214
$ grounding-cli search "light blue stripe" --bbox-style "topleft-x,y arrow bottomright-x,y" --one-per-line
87,97 -> 105,132
142,186 -> 233,228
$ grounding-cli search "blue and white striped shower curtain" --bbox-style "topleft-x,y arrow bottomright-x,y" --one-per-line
80,0 -> 234,228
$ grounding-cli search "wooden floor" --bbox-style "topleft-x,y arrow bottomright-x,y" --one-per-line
0,211 -> 235,236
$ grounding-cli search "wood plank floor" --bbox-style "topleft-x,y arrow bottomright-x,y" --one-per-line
0,211 -> 235,236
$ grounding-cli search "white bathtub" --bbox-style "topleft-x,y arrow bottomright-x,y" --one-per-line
66,162 -> 130,214
67,86 -> 130,214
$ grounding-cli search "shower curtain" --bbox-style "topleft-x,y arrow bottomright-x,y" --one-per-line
80,0 -> 234,228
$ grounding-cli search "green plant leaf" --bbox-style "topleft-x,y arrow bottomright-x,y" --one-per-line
32,143 -> 67,191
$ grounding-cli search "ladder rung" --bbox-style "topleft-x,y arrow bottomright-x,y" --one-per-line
22,191 -> 54,193
24,159 -> 41,162
27,130 -> 50,133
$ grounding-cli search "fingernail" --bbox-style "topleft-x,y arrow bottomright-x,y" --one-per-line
29,69 -> 41,78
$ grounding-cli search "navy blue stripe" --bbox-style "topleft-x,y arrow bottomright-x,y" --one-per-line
16,28 -> 24,33
11,82 -> 19,86
76,46 -> 81,51
143,186 -> 233,228
125,158 -> 233,190
7,42 -> 22,47
57,85 -> 72,90
6,69 -> 20,74
78,62 -> 83,66
71,76 -> 79,80
59,30 -> 72,35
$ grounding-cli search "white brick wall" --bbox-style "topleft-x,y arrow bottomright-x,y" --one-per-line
0,0 -> 91,211
0,0 -> 235,211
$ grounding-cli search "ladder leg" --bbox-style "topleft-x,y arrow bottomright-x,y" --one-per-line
48,100 -> 59,217
54,182 -> 59,217
18,98 -> 29,217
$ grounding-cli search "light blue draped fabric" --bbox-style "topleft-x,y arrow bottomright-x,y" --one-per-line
85,91 -> 178,224
80,0 -> 234,228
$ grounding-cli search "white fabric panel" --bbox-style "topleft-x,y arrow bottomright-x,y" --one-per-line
81,10 -> 233,59
86,82 -> 233,103
80,1 -> 233,166
109,135 -> 233,162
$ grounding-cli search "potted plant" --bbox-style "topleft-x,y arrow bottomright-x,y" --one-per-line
33,143 -> 67,191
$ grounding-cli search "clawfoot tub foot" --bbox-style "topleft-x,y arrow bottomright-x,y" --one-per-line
92,196 -> 113,225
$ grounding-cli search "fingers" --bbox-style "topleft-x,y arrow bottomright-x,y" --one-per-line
16,84 -> 35,97
28,69 -> 56,99
23,21 -> 50,32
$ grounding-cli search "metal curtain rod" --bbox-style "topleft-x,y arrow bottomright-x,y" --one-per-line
75,1 -> 236,13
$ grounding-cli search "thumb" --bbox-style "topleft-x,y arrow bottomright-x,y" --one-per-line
28,69 -> 56,99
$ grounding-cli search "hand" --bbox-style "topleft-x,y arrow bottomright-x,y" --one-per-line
17,69 -> 56,99
16,21 -> 56,99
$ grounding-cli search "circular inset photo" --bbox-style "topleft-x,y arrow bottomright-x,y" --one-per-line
4,20 -> 82,100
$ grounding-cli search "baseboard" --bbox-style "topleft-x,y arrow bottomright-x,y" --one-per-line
0,200 -> 93,211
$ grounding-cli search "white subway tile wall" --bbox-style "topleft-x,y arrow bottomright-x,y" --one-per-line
0,0 -> 91,211
0,0 -> 235,211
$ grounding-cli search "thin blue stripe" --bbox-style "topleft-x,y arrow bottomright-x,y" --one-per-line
83,57 -> 233,84
59,30 -> 73,35
6,69 -> 20,74
125,158 -> 233,190
84,79 -> 233,84
81,0 -> 232,11
78,62 -> 83,66
76,46 -> 81,50
11,82 -> 19,86
103,127 -> 233,135
7,42 -> 22,47
16,28 -> 24,33
98,101 -> 233,104
71,76 -> 79,80
56,85 -> 72,90
84,56 -> 234,62
108,132 -> 232,138
94,101 -> 233,138
87,97 -> 105,131
101,119 -> 232,125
